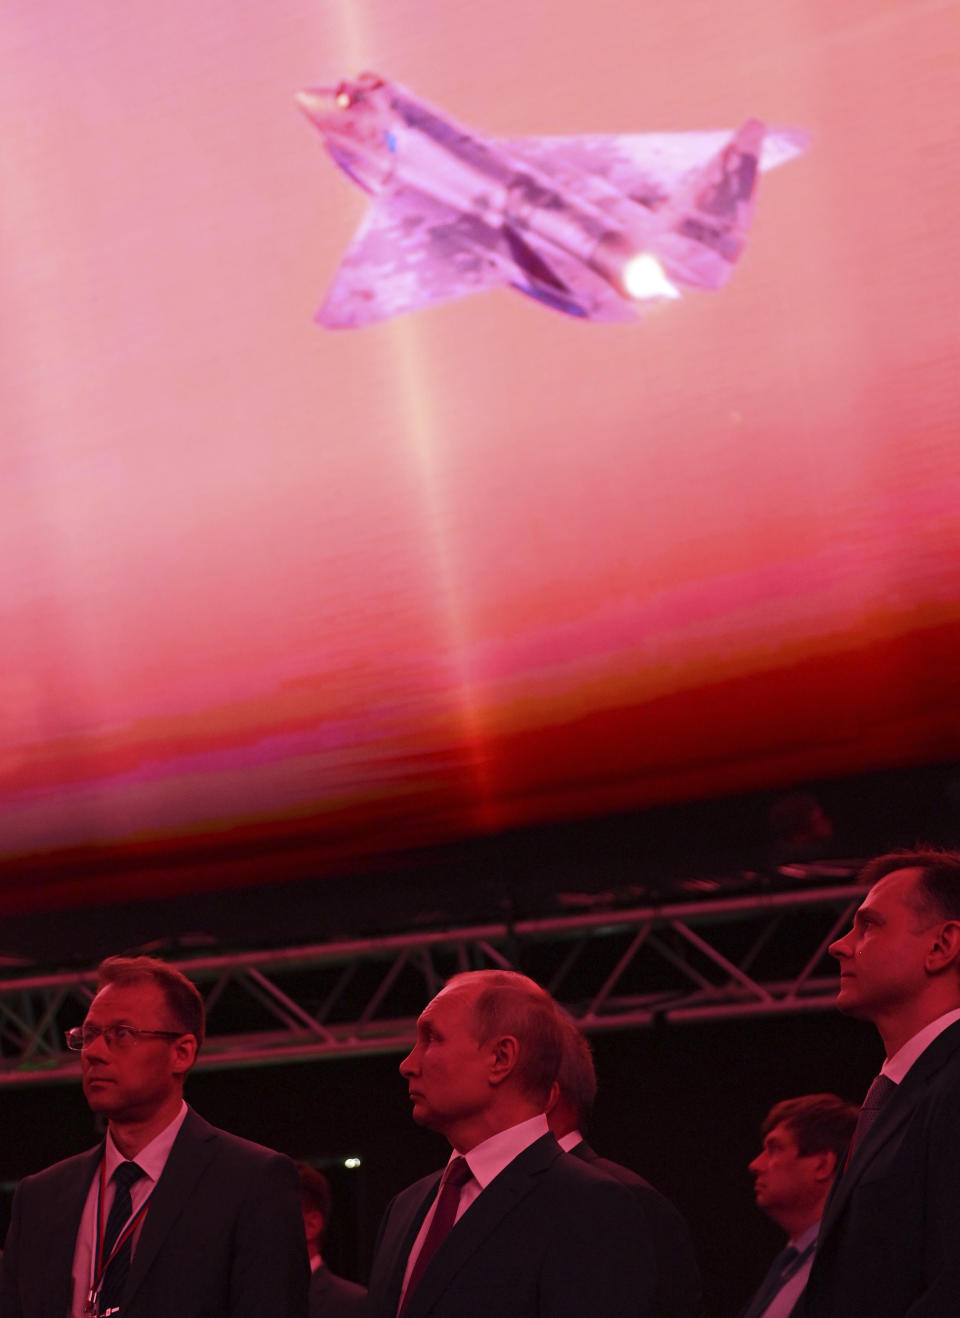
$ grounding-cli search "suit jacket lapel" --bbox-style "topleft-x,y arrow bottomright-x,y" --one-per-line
402,1134 -> 560,1318
373,1173 -> 442,1317
820,1021 -> 960,1238
122,1109 -> 217,1307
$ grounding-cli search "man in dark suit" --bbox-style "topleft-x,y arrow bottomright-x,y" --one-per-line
545,1014 -> 702,1318
799,848 -> 960,1318
366,969 -> 660,1318
297,1163 -> 366,1318
742,1094 -> 856,1318
0,955 -> 308,1318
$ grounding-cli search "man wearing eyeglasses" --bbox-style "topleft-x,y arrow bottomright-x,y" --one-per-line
0,955 -> 308,1318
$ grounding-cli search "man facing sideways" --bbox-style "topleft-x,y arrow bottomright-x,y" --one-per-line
799,848 -> 960,1318
297,1163 -> 366,1318
366,969 -> 660,1318
743,1094 -> 857,1318
546,1014 -> 702,1318
0,955 -> 308,1318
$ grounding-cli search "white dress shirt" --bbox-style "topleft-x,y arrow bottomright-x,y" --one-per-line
880,1006 -> 960,1082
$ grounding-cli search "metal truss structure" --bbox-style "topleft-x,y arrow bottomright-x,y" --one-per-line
0,880 -> 864,1088
0,880 -> 865,1086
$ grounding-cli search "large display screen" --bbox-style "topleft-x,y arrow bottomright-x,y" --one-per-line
2,0 -> 959,915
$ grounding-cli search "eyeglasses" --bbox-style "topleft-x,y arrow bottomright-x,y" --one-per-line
65,1025 -> 185,1051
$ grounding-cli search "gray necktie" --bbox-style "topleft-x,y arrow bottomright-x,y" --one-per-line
845,1073 -> 897,1167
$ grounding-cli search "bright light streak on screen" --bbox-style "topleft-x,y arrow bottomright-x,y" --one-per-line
1,0 -> 959,911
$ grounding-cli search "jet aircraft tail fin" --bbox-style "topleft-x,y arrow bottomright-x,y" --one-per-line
653,119 -> 765,291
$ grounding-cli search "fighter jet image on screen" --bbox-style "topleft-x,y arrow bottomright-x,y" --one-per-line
296,74 -> 809,327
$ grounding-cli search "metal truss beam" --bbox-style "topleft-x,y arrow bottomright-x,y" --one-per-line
0,882 -> 863,1087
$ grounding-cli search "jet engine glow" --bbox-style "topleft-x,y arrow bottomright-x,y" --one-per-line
296,73 -> 809,327
622,254 -> 680,301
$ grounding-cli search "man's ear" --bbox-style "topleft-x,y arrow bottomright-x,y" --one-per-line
488,1034 -> 519,1086
926,921 -> 960,974
545,1079 -> 560,1115
172,1033 -> 199,1077
813,1149 -> 837,1184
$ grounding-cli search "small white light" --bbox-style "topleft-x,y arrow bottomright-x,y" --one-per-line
335,91 -> 351,109
622,253 -> 680,301
344,1156 -> 361,1169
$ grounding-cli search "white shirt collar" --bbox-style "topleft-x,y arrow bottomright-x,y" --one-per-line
881,1007 -> 960,1083
556,1129 -> 583,1153
103,1101 -> 189,1184
455,1113 -> 549,1190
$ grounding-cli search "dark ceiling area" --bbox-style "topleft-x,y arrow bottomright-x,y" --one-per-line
3,761 -> 956,972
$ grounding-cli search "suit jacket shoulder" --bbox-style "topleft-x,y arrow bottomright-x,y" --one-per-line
123,1107 -> 309,1318
574,1141 -> 703,1318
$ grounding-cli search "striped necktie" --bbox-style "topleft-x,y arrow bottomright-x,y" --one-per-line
98,1161 -> 146,1316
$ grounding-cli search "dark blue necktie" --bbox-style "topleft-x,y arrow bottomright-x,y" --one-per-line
98,1161 -> 146,1316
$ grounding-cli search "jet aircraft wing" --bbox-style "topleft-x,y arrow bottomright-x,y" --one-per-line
318,188 -> 507,328
502,128 -> 810,209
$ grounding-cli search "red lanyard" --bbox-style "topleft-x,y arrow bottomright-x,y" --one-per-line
85,1160 -> 153,1316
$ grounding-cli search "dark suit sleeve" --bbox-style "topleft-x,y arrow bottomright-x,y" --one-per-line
226,1151 -> 310,1318
0,1157 -> 91,1318
1,1187 -> 25,1318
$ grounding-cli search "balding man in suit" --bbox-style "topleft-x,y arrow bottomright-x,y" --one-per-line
366,969 -> 660,1318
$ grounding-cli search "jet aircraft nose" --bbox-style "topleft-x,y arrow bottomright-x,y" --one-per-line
295,87 -> 341,129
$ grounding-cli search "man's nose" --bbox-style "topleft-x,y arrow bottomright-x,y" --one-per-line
829,931 -> 852,960
82,1028 -> 111,1061
748,1153 -> 763,1174
399,1047 -> 417,1076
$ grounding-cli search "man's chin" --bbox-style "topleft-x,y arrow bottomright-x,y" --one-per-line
835,983 -> 867,1017
83,1081 -> 118,1112
409,1104 -> 436,1129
